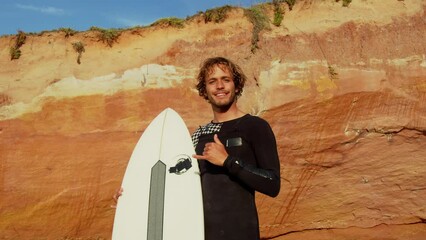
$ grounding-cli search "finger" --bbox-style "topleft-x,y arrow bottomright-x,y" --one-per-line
214,134 -> 223,146
192,154 -> 206,159
113,187 -> 123,201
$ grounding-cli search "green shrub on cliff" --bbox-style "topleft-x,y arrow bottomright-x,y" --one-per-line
336,0 -> 352,7
204,5 -> 234,23
90,27 -> 121,47
59,27 -> 78,38
99,29 -> 121,47
9,47 -> 21,60
272,0 -> 297,11
272,0 -> 284,26
151,17 -> 185,28
72,41 -> 85,64
10,30 -> 26,60
285,0 -> 297,10
244,5 -> 270,53
15,30 -> 26,47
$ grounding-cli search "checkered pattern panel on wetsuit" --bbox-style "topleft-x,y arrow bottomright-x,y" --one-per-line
191,122 -> 223,147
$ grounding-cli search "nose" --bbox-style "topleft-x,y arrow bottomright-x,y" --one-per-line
216,79 -> 224,89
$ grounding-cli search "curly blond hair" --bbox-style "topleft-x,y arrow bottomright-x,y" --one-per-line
196,57 -> 247,100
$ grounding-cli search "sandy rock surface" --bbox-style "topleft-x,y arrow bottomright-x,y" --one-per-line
1,1 -> 425,239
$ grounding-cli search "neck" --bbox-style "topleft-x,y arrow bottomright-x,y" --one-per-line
211,102 -> 245,123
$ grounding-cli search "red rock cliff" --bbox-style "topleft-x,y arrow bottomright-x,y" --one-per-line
1,1 -> 425,239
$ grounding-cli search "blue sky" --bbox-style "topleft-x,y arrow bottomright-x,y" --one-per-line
0,0 -> 267,36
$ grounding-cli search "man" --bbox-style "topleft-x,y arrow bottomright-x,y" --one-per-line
192,57 -> 281,240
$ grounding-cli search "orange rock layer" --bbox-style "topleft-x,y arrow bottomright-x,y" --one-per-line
1,1 -> 425,239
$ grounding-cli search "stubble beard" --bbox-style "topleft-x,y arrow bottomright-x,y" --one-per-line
208,91 -> 237,112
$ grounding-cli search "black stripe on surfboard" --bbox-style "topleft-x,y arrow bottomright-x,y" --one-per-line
147,109 -> 169,240
147,160 -> 166,240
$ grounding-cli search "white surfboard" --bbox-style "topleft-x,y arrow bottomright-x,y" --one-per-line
112,108 -> 204,240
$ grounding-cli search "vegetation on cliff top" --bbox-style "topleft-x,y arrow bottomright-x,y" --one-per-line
59,27 -> 78,38
203,5 -> 234,23
89,27 -> 122,47
5,0 -> 355,61
151,17 -> 185,28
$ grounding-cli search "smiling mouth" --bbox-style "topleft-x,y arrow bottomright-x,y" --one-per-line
214,92 -> 228,98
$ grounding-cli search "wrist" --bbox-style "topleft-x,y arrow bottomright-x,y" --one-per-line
223,155 -> 232,167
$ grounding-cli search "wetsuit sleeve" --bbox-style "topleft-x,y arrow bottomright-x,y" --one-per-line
223,119 -> 281,197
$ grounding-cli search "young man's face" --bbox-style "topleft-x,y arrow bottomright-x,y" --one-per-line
205,64 -> 237,109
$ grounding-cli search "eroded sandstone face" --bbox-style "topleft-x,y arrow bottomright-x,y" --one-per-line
1,1 -> 425,239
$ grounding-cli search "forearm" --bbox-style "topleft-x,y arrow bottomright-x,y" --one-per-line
224,156 -> 280,197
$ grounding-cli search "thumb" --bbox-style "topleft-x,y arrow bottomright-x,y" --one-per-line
214,134 -> 223,145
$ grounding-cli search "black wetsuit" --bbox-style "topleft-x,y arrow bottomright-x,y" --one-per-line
192,114 -> 281,240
